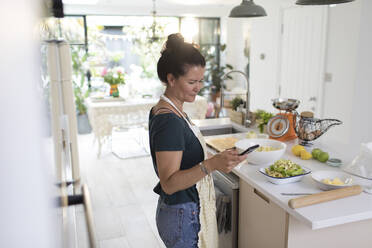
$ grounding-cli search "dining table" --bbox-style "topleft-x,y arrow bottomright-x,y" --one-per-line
86,95 -> 208,157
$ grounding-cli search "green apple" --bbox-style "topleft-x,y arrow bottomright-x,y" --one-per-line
318,152 -> 329,163
311,148 -> 322,159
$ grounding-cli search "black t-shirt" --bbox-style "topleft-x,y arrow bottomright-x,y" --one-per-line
149,109 -> 204,205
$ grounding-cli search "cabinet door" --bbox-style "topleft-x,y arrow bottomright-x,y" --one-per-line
238,180 -> 288,248
278,5 -> 327,116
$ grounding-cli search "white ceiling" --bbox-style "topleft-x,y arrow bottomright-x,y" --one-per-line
63,0 -> 242,16
63,0 -> 240,7
165,0 -> 238,5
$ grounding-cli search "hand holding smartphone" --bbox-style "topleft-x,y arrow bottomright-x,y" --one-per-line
239,144 -> 260,156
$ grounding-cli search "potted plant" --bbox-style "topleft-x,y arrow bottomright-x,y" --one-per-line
227,96 -> 245,125
101,67 -> 126,97
202,44 -> 234,102
231,96 -> 244,111
71,46 -> 92,134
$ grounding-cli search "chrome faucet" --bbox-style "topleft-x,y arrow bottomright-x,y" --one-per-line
218,70 -> 251,127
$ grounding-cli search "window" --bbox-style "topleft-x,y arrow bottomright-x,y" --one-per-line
40,15 -> 86,46
40,15 -> 221,97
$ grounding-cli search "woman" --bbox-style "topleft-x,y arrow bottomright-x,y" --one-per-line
149,33 -> 247,248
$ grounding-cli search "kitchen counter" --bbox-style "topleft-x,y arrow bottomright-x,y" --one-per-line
207,132 -> 372,229
199,118 -> 372,247
233,137 -> 372,230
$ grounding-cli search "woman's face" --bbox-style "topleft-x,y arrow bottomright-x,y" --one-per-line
168,65 -> 205,103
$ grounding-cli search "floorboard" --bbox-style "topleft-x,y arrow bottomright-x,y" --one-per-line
77,133 -> 165,248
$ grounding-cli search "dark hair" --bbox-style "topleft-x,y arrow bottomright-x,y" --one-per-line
157,33 -> 206,84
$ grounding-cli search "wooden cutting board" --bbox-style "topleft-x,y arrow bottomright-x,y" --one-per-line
205,137 -> 238,152
288,185 -> 362,209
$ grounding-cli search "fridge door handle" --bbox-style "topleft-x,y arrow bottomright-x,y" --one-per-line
81,184 -> 97,248
60,184 -> 97,248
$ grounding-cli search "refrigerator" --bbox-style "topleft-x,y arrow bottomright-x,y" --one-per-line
47,40 -> 97,248
0,1 -> 96,247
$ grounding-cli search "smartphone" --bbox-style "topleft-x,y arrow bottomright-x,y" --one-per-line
239,144 -> 260,156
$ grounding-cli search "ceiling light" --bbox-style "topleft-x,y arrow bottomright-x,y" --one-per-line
229,0 -> 267,18
149,0 -> 160,42
296,0 -> 355,5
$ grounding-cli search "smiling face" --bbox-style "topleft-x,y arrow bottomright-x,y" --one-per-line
167,65 -> 205,103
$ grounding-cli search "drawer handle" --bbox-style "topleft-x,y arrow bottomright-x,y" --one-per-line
254,188 -> 270,204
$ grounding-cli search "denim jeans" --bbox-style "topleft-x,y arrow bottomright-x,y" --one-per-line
156,197 -> 200,248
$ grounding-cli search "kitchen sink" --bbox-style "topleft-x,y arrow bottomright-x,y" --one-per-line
200,125 -> 247,136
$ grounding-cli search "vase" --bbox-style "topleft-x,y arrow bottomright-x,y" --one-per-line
110,84 -> 119,97
77,113 -> 92,134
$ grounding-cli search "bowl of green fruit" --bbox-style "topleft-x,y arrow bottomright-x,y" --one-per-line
259,159 -> 311,184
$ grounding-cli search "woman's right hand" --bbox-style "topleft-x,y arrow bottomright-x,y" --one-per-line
205,149 -> 247,173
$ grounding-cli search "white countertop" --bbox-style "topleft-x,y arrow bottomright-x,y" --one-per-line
199,119 -> 372,230
233,144 -> 372,230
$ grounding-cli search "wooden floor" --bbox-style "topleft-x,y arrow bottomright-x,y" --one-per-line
76,133 -> 165,248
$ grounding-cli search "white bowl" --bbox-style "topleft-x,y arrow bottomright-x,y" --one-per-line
235,138 -> 286,165
311,170 -> 353,190
259,166 -> 311,185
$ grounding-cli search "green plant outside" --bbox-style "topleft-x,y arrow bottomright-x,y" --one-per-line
71,46 -> 90,115
122,23 -> 167,79
202,44 -> 233,94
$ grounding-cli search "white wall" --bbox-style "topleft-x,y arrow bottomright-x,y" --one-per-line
249,0 -> 283,111
323,1 -> 361,145
349,0 -> 372,147
0,1 -> 60,247
64,3 -> 231,17
321,0 -> 372,147
225,18 -> 249,90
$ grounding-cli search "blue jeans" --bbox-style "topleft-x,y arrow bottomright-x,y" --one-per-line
156,198 -> 200,248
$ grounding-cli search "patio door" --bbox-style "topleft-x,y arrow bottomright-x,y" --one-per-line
278,5 -> 328,116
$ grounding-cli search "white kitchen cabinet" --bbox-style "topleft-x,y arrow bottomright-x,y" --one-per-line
238,179 -> 288,248
238,179 -> 372,248
278,5 -> 327,116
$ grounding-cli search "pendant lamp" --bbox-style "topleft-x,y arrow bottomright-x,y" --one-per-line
296,0 -> 355,5
149,0 -> 160,41
229,0 -> 267,18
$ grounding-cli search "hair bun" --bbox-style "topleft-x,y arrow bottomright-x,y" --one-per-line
157,33 -> 205,84
164,33 -> 184,51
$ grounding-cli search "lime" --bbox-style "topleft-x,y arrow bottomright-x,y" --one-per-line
311,148 -> 322,159
318,152 -> 329,163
